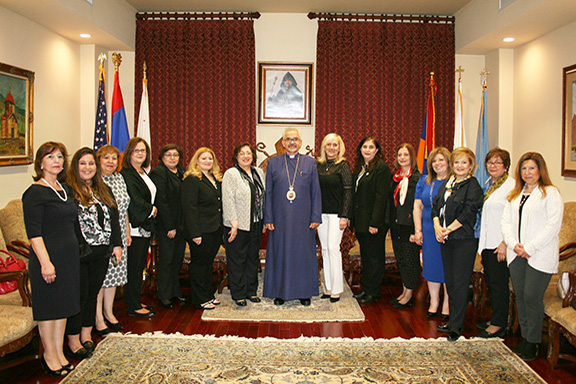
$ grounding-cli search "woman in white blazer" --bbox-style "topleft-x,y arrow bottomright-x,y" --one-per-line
476,148 -> 515,339
501,152 -> 563,361
222,143 -> 265,306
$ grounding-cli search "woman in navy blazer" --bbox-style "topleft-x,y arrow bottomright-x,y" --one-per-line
181,147 -> 223,310
351,137 -> 391,304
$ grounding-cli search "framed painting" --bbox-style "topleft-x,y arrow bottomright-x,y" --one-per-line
562,64 -> 576,177
0,62 -> 34,166
258,62 -> 312,125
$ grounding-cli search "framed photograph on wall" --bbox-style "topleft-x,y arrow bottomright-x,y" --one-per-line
0,62 -> 34,166
562,64 -> 576,177
258,62 -> 312,125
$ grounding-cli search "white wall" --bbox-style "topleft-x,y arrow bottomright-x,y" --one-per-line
455,54 -> 485,151
514,20 -> 576,199
0,5 -> 80,206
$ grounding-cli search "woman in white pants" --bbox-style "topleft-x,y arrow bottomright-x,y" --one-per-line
316,133 -> 353,302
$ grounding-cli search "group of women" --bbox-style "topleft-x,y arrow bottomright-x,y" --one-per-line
21,134 -> 563,377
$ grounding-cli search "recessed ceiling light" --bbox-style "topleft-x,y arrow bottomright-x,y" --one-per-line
503,37 -> 515,42
80,33 -> 92,38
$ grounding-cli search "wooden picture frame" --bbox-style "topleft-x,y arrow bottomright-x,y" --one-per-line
562,64 -> 576,177
0,62 -> 34,166
258,62 -> 312,125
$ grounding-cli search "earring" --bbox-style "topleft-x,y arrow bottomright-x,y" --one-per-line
41,166 -> 44,170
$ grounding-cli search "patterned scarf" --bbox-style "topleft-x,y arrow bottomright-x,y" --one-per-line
392,168 -> 412,207
237,165 -> 264,224
484,172 -> 508,202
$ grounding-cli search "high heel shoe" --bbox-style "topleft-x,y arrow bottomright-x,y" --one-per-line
441,314 -> 450,321
105,318 -> 123,330
40,356 -> 69,378
427,311 -> 439,318
393,297 -> 414,308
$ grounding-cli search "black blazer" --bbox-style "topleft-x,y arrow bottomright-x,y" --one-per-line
149,163 -> 186,232
181,174 -> 222,241
120,167 -> 156,232
389,169 -> 421,228
352,160 -> 392,233
431,176 -> 483,240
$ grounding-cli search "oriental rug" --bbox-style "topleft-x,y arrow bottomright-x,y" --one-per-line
201,273 -> 364,322
61,333 -> 546,383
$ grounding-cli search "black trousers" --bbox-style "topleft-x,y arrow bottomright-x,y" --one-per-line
156,227 -> 186,301
391,224 -> 421,290
481,248 -> 510,328
66,246 -> 109,335
188,228 -> 222,307
224,222 -> 263,301
125,236 -> 150,312
356,230 -> 387,298
441,238 -> 478,333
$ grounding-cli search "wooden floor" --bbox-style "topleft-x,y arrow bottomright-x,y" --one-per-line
2,280 -> 576,383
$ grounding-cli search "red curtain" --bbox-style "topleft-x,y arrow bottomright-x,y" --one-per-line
315,21 -> 455,167
135,19 -> 256,168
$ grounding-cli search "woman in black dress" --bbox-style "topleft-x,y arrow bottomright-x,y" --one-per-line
352,137 -> 392,304
389,143 -> 421,308
23,142 -> 78,377
181,147 -> 223,310
150,144 -> 187,308
65,147 -> 122,359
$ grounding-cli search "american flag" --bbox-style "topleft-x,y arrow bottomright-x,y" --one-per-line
93,65 -> 108,151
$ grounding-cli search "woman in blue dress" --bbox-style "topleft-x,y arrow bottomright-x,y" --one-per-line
412,147 -> 451,319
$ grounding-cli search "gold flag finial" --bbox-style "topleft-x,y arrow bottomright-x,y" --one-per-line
112,53 -> 123,71
455,65 -> 464,81
98,53 -> 107,67
143,61 -> 147,80
480,68 -> 490,88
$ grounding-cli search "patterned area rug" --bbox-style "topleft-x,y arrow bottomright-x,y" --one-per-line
61,334 -> 546,383
201,274 -> 364,322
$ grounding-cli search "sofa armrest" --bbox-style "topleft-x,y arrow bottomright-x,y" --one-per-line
0,269 -> 31,307
7,240 -> 30,259
559,242 -> 576,261
563,270 -> 576,308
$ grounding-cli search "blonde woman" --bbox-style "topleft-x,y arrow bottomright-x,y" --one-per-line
181,147 -> 223,310
316,133 -> 353,302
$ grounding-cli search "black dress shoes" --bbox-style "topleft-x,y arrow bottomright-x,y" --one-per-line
40,357 -> 70,378
436,323 -> 450,333
248,296 -> 261,303
235,299 -> 247,306
300,298 -> 311,306
353,291 -> 366,299
477,328 -> 506,338
359,294 -> 379,304
393,297 -> 414,308
476,321 -> 490,330
105,319 -> 123,330
94,327 -> 109,337
427,311 -> 439,318
160,299 -> 174,309
128,310 -> 155,318
82,341 -> 96,352
441,314 -> 450,321
274,298 -> 285,305
173,296 -> 186,302
66,346 -> 92,360
448,331 -> 461,342
330,297 -> 340,303
320,294 -> 331,299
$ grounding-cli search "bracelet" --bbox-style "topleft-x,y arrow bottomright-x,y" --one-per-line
415,229 -> 422,233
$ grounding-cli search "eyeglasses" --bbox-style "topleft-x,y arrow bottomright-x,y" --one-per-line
284,137 -> 300,143
164,153 -> 180,158
133,148 -> 147,154
486,161 -> 503,166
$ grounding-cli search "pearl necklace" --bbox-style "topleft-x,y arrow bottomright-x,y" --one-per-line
41,178 -> 68,202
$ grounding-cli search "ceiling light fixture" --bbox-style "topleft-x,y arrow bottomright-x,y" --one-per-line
503,37 -> 515,42
80,33 -> 92,38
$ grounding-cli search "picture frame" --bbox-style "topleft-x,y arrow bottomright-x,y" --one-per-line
562,64 -> 576,177
258,62 -> 312,125
0,62 -> 34,166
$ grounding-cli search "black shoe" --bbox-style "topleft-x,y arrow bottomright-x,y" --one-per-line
160,299 -> 174,309
477,328 -> 506,339
82,340 -> 96,352
389,298 -> 399,305
437,323 -> 450,333
128,310 -> 155,318
448,331 -> 461,342
512,338 -> 528,355
300,298 -> 311,306
173,296 -> 186,302
427,311 -> 439,318
353,291 -> 366,299
359,294 -> 379,304
40,357 -> 69,378
94,327 -> 109,337
66,346 -> 92,360
248,296 -> 261,303
235,299 -> 247,306
476,321 -> 490,330
441,314 -> 450,321
320,294 -> 331,299
521,342 -> 538,361
330,297 -> 340,303
142,304 -> 154,311
393,297 -> 414,308
274,298 -> 285,306
105,319 -> 123,330
62,362 -> 75,371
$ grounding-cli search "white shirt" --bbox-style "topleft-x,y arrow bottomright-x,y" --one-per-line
478,176 -> 515,252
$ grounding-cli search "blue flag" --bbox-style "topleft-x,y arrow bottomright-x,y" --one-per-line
475,86 -> 489,187
93,66 -> 107,151
110,70 -> 130,152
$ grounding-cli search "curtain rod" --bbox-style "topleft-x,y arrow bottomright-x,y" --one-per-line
136,12 -> 261,21
307,12 -> 454,24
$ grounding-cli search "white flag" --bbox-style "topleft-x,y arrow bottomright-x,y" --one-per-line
453,78 -> 467,149
137,77 -> 151,147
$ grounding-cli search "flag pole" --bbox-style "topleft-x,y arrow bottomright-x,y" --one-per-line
454,65 -> 466,149
98,53 -> 107,143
